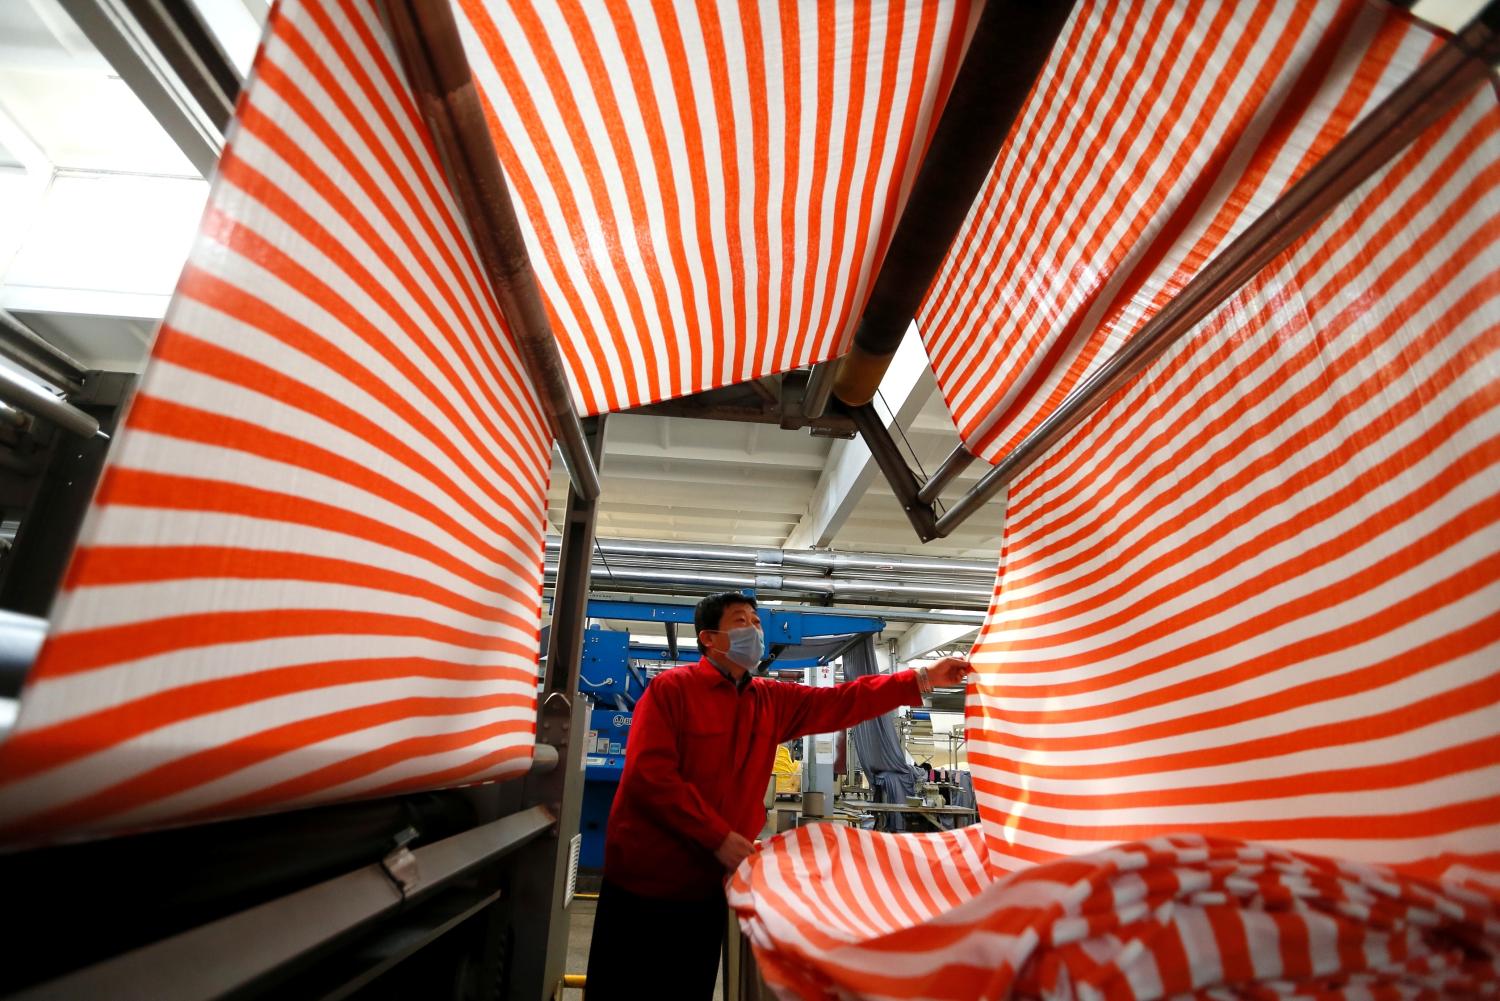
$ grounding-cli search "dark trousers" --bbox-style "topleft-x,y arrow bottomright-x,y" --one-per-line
584,879 -> 725,1000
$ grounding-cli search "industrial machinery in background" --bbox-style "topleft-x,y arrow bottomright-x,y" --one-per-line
569,599 -> 886,872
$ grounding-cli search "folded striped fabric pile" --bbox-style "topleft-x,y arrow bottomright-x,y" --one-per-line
729,828 -> 1500,999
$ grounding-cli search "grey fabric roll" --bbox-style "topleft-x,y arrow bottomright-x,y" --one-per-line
843,636 -> 923,830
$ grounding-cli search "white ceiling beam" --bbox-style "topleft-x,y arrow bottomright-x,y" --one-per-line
599,435 -> 828,470
896,620 -> 981,663
0,284 -> 169,321
784,325 -> 935,550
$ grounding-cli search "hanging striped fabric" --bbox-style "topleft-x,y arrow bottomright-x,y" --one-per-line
919,0 -> 1446,465
729,827 -> 1500,999
967,70 -> 1500,885
0,0 -> 552,843
735,1 -> 1500,995
452,0 -> 983,415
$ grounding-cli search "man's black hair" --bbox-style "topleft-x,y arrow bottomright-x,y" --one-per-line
694,591 -> 757,635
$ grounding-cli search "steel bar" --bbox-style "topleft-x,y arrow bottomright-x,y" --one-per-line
832,1 -> 1078,406
846,402 -> 938,542
933,7 -> 1500,539
0,310 -> 86,393
541,416 -> 606,695
0,363 -> 99,439
385,0 -> 600,501
12,805 -> 555,1001
915,446 -> 977,506
801,360 -> 837,419
503,696 -> 588,1001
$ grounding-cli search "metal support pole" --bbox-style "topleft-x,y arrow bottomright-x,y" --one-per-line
831,1 -> 1078,406
915,446 -> 976,506
801,360 -> 837,420
931,3 -> 1500,540
504,415 -> 605,1001
384,0 -> 601,502
0,365 -> 99,440
845,403 -> 937,543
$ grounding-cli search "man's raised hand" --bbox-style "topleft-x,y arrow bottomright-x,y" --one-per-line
926,656 -> 972,688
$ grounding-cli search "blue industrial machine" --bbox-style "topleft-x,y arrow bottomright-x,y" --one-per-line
573,598 -> 885,870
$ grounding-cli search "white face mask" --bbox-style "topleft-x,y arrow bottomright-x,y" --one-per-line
720,624 -> 764,669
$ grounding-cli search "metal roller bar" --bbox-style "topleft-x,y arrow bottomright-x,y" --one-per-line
831,1 -> 1078,406
0,364 -> 100,439
0,310 -> 86,394
801,360 -> 838,420
915,445 -> 977,506
385,0 -> 601,501
933,5 -> 1500,539
12,805 -> 556,1001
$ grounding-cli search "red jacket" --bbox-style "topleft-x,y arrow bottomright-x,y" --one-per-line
604,657 -> 922,900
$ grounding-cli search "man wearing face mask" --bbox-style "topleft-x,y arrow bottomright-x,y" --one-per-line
584,591 -> 971,999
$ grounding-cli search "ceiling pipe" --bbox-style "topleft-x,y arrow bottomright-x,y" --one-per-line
831,1 -> 1077,407
385,0 -> 600,501
932,1 -> 1500,539
544,535 -> 996,575
543,560 -> 993,608
571,591 -> 987,626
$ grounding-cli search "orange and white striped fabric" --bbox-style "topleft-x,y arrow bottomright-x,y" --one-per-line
966,69 -> 1500,885
0,0 -> 551,842
737,1 -> 1500,995
730,828 -> 1500,999
453,0 -> 983,415
920,0 -> 1447,465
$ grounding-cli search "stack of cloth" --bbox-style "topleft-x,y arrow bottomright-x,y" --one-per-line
730,827 -> 1500,999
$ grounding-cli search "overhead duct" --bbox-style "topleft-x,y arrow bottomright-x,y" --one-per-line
542,561 -> 992,610
540,535 -> 997,610
543,536 -> 996,575
572,594 -> 986,628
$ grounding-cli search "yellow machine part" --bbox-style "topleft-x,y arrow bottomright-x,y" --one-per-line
773,745 -> 800,795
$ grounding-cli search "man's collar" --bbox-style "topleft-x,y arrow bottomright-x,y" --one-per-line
702,654 -> 751,691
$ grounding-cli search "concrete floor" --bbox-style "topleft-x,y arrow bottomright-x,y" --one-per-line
561,896 -> 724,1000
